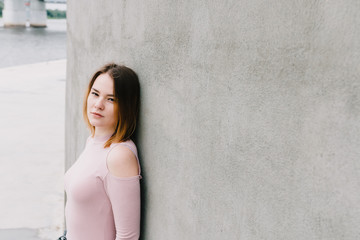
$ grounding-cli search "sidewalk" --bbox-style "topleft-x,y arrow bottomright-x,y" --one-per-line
0,60 -> 66,240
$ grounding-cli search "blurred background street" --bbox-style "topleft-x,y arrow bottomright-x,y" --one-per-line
0,15 -> 66,240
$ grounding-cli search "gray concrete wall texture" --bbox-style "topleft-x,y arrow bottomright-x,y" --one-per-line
65,1 -> 360,239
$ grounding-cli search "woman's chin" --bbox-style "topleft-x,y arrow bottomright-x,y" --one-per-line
89,120 -> 102,127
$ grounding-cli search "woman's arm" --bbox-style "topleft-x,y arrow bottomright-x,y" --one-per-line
105,145 -> 141,240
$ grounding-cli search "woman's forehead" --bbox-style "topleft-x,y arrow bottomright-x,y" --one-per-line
92,73 -> 114,93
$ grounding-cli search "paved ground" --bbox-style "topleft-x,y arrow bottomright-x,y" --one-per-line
0,60 -> 66,240
0,19 -> 66,240
0,228 -> 45,240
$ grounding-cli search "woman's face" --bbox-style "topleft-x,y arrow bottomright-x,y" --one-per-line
87,73 -> 117,134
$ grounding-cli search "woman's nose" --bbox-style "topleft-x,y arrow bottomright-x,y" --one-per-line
94,98 -> 104,110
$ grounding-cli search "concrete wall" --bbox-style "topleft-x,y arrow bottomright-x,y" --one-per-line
66,1 -> 360,239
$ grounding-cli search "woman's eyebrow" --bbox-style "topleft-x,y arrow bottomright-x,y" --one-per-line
91,88 -> 114,97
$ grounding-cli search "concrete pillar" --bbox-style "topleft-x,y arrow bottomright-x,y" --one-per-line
2,0 -> 27,27
29,0 -> 47,28
67,1 -> 360,239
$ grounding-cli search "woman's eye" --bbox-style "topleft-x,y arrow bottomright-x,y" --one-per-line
91,92 -> 98,96
108,98 -> 115,102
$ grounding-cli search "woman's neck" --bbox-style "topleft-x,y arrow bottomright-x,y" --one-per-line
94,127 -> 114,138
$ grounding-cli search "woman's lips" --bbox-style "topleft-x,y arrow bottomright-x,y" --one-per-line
91,112 -> 104,117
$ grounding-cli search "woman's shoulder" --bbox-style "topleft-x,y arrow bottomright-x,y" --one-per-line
107,139 -> 139,177
111,139 -> 138,154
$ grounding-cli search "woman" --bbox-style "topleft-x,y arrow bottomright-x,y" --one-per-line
63,63 -> 142,240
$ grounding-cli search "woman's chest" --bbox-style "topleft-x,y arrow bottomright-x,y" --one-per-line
64,148 -> 110,203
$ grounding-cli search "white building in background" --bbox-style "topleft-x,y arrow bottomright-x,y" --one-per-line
1,0 -> 66,27
46,3 -> 66,11
45,0 -> 66,11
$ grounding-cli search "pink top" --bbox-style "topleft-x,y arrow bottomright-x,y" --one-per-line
64,134 -> 141,240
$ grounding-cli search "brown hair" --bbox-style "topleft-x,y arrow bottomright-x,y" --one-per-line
83,63 -> 140,148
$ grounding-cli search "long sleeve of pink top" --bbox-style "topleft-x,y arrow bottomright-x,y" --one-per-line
64,135 -> 141,240
104,171 -> 141,239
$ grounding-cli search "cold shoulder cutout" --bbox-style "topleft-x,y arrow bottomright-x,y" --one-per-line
106,144 -> 140,178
